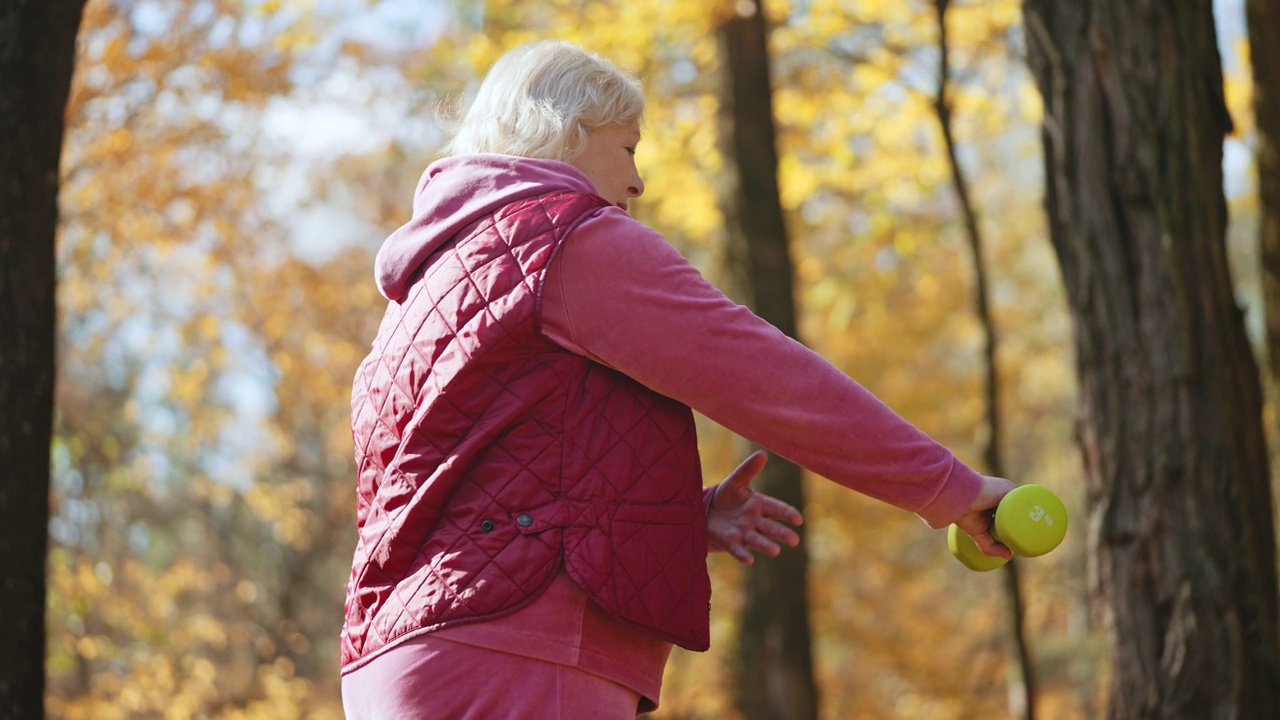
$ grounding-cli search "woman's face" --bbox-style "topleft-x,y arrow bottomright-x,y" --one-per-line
569,119 -> 645,211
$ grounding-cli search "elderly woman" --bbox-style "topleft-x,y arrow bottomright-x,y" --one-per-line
340,40 -> 1015,719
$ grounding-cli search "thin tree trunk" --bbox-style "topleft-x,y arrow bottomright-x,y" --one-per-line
0,1 -> 87,718
1023,1 -> 1280,717
717,2 -> 818,718
930,3 -> 1037,718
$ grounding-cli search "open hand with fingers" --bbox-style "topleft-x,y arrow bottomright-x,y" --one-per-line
707,451 -> 805,565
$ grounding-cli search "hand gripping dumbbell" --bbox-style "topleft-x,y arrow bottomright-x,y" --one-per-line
947,484 -> 1068,571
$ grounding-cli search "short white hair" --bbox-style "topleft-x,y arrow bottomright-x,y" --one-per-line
440,40 -> 645,162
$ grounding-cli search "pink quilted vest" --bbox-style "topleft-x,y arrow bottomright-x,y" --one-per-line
341,191 -> 711,671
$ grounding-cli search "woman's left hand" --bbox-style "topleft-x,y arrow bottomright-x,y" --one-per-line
707,450 -> 804,565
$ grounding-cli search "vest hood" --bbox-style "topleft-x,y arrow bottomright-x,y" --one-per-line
374,154 -> 599,301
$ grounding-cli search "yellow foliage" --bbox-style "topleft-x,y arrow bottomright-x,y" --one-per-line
1225,38 -> 1254,138
48,0 -> 1111,717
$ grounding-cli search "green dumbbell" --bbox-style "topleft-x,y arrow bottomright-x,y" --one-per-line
948,484 -> 1068,572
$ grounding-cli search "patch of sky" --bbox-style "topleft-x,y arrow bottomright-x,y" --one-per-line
263,85 -> 386,159
1215,0 -> 1251,200
256,55 -> 441,264
128,521 -> 151,555
340,0 -> 449,53
286,0 -> 450,85
1215,0 -> 1246,73
152,87 -> 186,123
670,59 -> 698,86
130,0 -> 176,38
208,13 -> 237,50
874,79 -> 909,106
875,245 -> 899,273
898,46 -> 937,96
49,496 -> 99,549
1224,139 -> 1254,199
290,203 -> 385,265
203,324 -> 279,491
188,0 -> 217,26
101,316 -> 156,390
51,442 -> 82,495
50,441 -> 100,548
217,322 -> 279,417
237,8 -> 268,47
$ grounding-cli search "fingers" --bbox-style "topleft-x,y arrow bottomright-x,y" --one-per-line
728,540 -> 756,565
757,516 -> 801,548
970,529 -> 1013,560
956,510 -> 1012,560
950,477 -> 1015,558
726,529 -> 782,565
759,495 -> 804,528
717,452 -> 803,524
724,450 -> 769,491
719,509 -> 804,566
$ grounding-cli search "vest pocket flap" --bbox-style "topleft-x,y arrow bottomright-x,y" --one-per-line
514,498 -> 600,533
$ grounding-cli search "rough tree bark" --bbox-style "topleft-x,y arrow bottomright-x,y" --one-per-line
716,2 -> 819,718
930,2 -> 1037,718
0,1 -> 87,717
1023,1 -> 1280,717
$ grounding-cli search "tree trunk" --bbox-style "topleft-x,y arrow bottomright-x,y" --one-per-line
0,1 -> 86,717
1023,1 -> 1280,717
717,3 -> 818,719
930,2 -> 1037,718
1252,1 -> 1280,389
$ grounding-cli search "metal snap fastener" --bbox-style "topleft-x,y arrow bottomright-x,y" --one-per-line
480,519 -> 495,532
516,513 -> 533,527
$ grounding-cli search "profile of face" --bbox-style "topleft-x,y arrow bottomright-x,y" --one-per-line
568,119 -> 645,211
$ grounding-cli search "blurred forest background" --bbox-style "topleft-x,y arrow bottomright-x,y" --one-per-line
25,0 -> 1267,717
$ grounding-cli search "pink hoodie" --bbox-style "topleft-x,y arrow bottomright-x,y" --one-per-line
375,153 -> 983,526
351,153 -> 984,713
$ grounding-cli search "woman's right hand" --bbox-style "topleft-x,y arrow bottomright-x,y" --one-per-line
953,475 -> 1018,559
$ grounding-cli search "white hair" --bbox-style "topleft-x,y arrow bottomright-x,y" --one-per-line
440,40 -> 645,162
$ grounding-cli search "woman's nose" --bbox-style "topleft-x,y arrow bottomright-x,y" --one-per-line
629,174 -> 645,197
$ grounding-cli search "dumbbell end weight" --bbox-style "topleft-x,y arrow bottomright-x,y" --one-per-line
994,484 -> 1067,557
947,523 -> 1009,572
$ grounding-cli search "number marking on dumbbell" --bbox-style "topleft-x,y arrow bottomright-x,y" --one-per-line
1029,505 -> 1053,525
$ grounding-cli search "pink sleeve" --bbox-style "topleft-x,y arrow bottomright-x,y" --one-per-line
540,209 -> 981,528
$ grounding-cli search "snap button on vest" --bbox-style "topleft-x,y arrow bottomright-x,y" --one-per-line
516,513 -> 533,528
480,520 -> 495,532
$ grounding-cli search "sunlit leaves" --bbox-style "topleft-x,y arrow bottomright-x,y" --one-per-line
49,0 -> 361,716
377,1 -> 1084,717
43,0 -> 1166,717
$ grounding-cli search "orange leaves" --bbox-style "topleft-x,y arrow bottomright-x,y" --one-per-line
352,0 -> 1079,715
52,2 -> 354,717
44,0 -> 1106,717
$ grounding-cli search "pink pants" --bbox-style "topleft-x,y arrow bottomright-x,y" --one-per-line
341,634 -> 643,719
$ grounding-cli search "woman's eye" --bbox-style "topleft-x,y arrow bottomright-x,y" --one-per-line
625,146 -> 636,156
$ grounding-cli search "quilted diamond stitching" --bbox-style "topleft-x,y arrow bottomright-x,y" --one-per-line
343,192 -> 711,664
